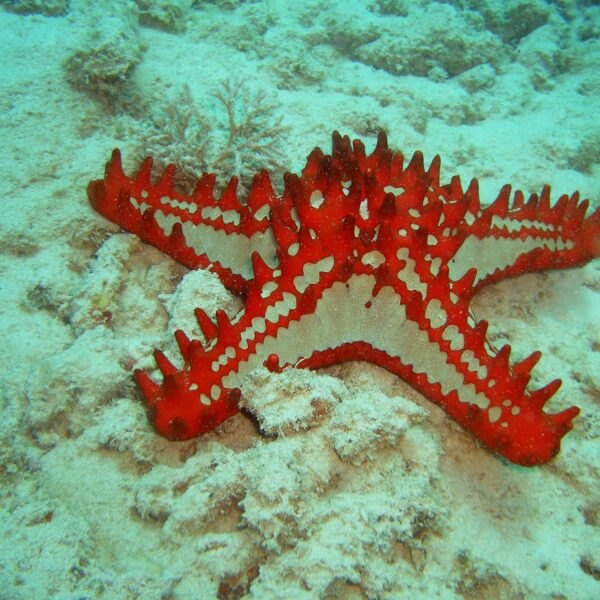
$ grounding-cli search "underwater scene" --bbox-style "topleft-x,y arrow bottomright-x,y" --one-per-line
0,0 -> 599,598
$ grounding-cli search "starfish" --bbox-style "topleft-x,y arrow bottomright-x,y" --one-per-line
88,132 -> 600,466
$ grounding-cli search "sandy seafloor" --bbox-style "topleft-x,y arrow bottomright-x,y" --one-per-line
1,0 -> 599,598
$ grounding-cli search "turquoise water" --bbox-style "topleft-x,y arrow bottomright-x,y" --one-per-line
0,1 -> 599,598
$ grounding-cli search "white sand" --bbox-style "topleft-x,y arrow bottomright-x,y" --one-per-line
0,1 -> 599,598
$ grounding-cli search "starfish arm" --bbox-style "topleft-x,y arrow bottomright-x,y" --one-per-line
447,184 -> 600,293
361,272 -> 581,466
87,149 -> 277,294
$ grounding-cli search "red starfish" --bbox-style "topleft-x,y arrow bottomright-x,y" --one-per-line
88,132 -> 600,466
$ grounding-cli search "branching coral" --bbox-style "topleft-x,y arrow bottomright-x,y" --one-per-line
143,85 -> 211,192
210,80 -> 288,193
141,80 -> 288,195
